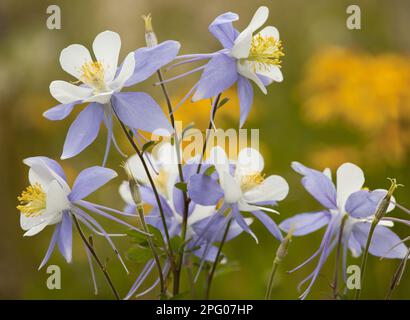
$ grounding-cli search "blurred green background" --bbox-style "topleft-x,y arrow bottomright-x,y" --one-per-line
1,0 -> 410,299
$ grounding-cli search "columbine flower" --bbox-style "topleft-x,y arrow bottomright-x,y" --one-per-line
279,162 -> 408,299
187,146 -> 289,242
17,156 -> 144,270
170,6 -> 283,126
44,30 -> 179,163
119,144 -> 251,298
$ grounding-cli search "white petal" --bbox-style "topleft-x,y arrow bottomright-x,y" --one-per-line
24,158 -> 71,194
237,61 -> 267,94
93,31 -> 121,82
243,175 -> 289,203
188,205 -> 215,225
126,154 -> 151,185
231,28 -> 253,59
83,91 -> 113,104
238,199 -> 279,214
23,221 -> 49,236
119,181 -> 134,205
236,148 -> 264,175
50,80 -> 93,104
221,172 -> 242,204
323,168 -> 332,180
60,44 -> 92,79
45,180 -> 71,215
109,52 -> 135,92
156,143 -> 179,172
255,64 -> 283,82
247,6 -> 269,32
258,26 -> 280,40
209,146 -> 230,178
337,163 -> 365,210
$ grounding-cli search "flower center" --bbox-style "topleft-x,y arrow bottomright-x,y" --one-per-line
240,172 -> 265,192
248,34 -> 284,70
17,183 -> 46,218
80,61 -> 107,91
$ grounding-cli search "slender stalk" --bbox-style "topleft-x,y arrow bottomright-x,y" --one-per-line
265,228 -> 293,300
205,218 -> 232,300
355,219 -> 377,300
332,216 -> 347,299
110,104 -> 174,262
265,262 -> 279,300
386,248 -> 410,300
156,69 -> 189,296
385,247 -> 410,300
133,187 -> 165,294
354,179 -> 400,300
72,214 -> 120,300
196,93 -> 222,174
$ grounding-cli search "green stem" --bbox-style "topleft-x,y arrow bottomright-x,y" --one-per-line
265,262 -> 279,300
196,93 -> 222,174
156,70 -> 189,296
385,247 -> 410,300
332,216 -> 347,299
111,104 -> 175,263
72,214 -> 120,300
134,198 -> 165,295
354,219 -> 378,300
205,219 -> 232,300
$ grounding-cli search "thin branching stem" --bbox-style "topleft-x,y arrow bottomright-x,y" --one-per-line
265,262 -> 279,300
196,93 -> 222,174
72,214 -> 120,300
156,69 -> 189,296
354,219 -> 377,300
386,247 -> 410,300
110,103 -> 175,265
332,215 -> 347,299
205,218 -> 232,300
135,199 -> 165,295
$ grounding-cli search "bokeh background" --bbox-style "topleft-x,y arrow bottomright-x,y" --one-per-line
1,0 -> 410,299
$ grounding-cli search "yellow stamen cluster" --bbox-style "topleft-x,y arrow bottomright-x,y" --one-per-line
17,183 -> 46,217
240,172 -> 265,192
80,61 -> 106,91
248,34 -> 284,70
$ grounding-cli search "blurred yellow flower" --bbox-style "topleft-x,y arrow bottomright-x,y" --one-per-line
301,47 -> 410,165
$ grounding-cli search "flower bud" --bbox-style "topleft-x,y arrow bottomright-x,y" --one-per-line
375,178 -> 403,221
274,226 -> 294,264
142,14 -> 158,47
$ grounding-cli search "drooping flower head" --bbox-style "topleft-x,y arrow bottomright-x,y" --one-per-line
44,31 -> 179,164
17,156 -> 144,271
188,146 -> 289,242
279,162 -> 408,299
170,6 -> 283,126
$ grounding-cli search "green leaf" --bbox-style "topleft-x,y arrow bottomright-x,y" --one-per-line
127,225 -> 164,249
216,97 -> 229,110
141,140 -> 159,154
126,246 -> 152,264
170,236 -> 183,253
126,229 -> 147,244
147,225 -> 165,248
204,165 -> 216,176
175,182 -> 188,192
